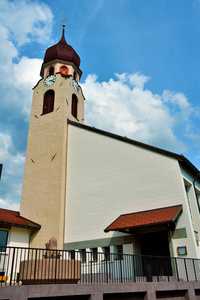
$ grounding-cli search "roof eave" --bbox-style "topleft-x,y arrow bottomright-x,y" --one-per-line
0,221 -> 41,230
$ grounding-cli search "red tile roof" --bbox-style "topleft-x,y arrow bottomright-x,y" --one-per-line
0,208 -> 41,229
104,205 -> 183,233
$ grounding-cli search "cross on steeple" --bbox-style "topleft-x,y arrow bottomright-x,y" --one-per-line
63,15 -> 66,26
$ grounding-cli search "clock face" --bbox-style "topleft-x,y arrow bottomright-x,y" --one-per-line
72,79 -> 79,93
44,75 -> 56,87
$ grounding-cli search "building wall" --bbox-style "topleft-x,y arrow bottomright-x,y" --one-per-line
0,226 -> 30,248
8,227 -> 30,248
64,124 -> 199,258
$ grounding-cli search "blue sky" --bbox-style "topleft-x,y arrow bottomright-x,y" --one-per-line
0,0 -> 200,210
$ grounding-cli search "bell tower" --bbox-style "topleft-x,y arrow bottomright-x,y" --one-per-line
20,25 -> 84,249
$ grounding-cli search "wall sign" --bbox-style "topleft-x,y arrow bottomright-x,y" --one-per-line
177,246 -> 187,255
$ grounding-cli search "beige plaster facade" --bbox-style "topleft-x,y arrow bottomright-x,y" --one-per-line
20,65 -> 84,249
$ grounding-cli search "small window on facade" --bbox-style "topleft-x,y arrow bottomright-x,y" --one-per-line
43,90 -> 55,115
80,249 -> 86,263
0,230 -> 8,252
114,245 -> 123,260
71,94 -> 78,119
103,247 -> 110,261
49,67 -> 54,76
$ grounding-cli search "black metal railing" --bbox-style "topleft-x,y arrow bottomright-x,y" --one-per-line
0,246 -> 200,286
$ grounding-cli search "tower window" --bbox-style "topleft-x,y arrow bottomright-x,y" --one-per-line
72,94 -> 78,119
60,65 -> 69,76
73,71 -> 77,81
47,66 -> 55,77
43,90 -> 55,115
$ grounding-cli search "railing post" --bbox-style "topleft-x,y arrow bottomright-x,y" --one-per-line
106,252 -> 108,283
132,255 -> 136,282
192,259 -> 197,281
34,249 -> 37,285
9,247 -> 15,286
90,252 -> 93,284
120,254 -> 123,283
55,250 -> 57,284
174,257 -> 179,281
166,257 -> 170,282
155,256 -> 159,282
184,258 -> 189,281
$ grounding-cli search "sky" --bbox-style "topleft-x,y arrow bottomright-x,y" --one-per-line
0,0 -> 200,210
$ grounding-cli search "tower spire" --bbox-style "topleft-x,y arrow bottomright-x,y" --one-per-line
61,16 -> 66,43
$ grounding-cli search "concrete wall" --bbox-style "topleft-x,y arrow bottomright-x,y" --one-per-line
1,281 -> 200,300
64,124 -> 199,258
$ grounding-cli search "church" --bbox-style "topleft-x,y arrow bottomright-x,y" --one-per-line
1,24 -> 200,262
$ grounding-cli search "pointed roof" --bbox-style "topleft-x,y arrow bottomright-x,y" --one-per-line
43,25 -> 80,67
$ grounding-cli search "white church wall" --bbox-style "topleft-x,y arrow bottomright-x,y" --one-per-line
8,227 -> 30,248
64,124 -> 199,258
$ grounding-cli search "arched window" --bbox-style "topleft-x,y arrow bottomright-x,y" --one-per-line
43,90 -> 55,115
49,67 -> 54,75
71,94 -> 78,119
60,65 -> 69,76
46,66 -> 55,77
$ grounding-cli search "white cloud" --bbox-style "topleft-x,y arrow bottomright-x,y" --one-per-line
0,132 -> 25,209
0,198 -> 19,211
82,73 -> 188,152
162,90 -> 189,109
0,0 -> 53,46
0,0 -> 53,210
13,57 -> 42,87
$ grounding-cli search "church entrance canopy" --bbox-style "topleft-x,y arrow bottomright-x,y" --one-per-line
104,205 -> 183,234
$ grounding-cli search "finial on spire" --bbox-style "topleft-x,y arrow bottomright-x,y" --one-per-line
63,15 -> 66,27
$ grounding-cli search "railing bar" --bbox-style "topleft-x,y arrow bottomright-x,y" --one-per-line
155,256 -> 159,282
106,252 -> 108,283
184,258 -> 189,281
6,247 -> 11,286
1,248 -> 7,286
54,250 -> 57,284
37,249 -> 41,284
41,249 -> 44,285
192,259 -> 197,281
133,255 -> 136,282
90,252 -> 92,284
25,248 -> 29,284
29,248 -> 33,285
14,248 -> 19,285
33,249 -> 37,285
9,247 -> 15,286
174,257 -> 179,281
18,248 -> 23,286
3,246 -> 200,286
